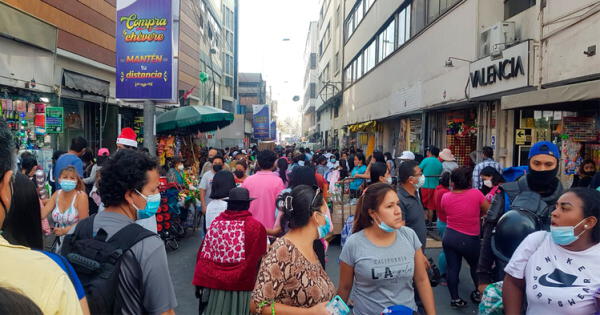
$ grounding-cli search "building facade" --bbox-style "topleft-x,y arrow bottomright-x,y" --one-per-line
302,21 -> 319,140
335,0 -> 600,175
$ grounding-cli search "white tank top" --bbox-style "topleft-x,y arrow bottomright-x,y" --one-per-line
51,190 -> 80,228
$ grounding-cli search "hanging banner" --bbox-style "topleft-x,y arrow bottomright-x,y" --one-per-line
270,120 -> 277,140
252,105 -> 270,140
116,0 -> 178,100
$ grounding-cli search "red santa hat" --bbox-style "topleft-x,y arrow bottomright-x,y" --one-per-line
116,127 -> 138,148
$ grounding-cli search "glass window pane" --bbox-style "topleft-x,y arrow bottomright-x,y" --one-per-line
405,4 -> 412,40
427,0 -> 440,23
398,9 -> 406,45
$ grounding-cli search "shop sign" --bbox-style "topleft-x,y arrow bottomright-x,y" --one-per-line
515,128 -> 532,145
469,41 -> 530,99
252,105 -> 270,140
116,0 -> 178,101
45,107 -> 64,134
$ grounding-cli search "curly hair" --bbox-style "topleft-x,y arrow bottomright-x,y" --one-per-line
98,149 -> 157,207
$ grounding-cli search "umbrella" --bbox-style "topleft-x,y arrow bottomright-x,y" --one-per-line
156,105 -> 234,134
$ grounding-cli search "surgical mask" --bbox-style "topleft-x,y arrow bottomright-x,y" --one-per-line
550,219 -> 587,246
177,164 -> 184,171
386,177 -> 393,185
316,212 -> 331,239
483,180 -> 493,188
60,180 -> 77,192
133,190 -> 161,220
331,158 -> 336,163
375,215 -> 396,232
213,164 -> 223,172
298,161 -> 305,166
414,175 -> 425,189
234,170 -> 245,179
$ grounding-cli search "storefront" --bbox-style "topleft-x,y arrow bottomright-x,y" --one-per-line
425,107 -> 479,166
502,80 -> 600,186
347,120 -> 380,157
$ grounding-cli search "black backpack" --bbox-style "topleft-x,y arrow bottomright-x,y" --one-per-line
61,214 -> 156,314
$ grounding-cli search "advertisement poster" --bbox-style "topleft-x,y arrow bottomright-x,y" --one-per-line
45,107 -> 64,134
270,121 -> 277,140
253,105 -> 270,140
116,0 -> 176,100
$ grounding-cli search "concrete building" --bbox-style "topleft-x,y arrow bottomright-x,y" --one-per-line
239,72 -> 267,143
302,21 -> 319,140
339,0 -> 600,171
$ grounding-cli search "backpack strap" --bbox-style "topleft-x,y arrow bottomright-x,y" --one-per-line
107,223 -> 157,253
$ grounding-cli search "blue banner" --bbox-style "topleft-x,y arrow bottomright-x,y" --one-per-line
253,105 -> 270,140
269,121 -> 276,140
116,0 -> 174,100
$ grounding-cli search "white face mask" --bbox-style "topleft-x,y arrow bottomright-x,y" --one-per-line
483,179 -> 493,188
386,177 -> 393,185
414,175 -> 425,188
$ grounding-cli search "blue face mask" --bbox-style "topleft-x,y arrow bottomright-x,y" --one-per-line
60,180 -> 77,192
133,190 -> 161,220
375,215 -> 397,232
331,159 -> 336,163
550,220 -> 587,246
316,213 -> 331,239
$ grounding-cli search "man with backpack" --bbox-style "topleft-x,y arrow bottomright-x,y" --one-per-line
477,141 -> 563,294
61,149 -> 177,314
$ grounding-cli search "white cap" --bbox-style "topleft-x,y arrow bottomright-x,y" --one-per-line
399,151 -> 415,160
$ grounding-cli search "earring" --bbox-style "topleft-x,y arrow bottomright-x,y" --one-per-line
584,225 -> 589,228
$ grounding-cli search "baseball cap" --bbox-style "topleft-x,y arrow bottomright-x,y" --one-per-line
528,141 -> 560,159
399,151 -> 415,160
97,148 -> 110,156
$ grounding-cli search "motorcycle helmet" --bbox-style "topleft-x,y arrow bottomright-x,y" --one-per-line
492,210 -> 538,263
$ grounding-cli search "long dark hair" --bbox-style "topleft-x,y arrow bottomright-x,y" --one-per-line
369,162 -> 388,184
567,188 -> 600,243
277,158 -> 288,184
210,170 -> 236,199
289,166 -> 317,188
480,166 -> 504,186
2,173 -> 43,250
279,185 -> 323,229
353,183 -> 395,233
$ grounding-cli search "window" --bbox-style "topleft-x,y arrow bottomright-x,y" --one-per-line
378,18 -> 395,62
334,52 -> 340,73
345,15 -> 355,39
365,0 -> 375,10
334,105 -> 339,118
310,83 -> 317,98
322,63 -> 330,82
505,0 -> 535,19
354,56 -> 363,81
319,23 -> 331,56
310,53 -> 317,69
364,40 -> 376,73
404,4 -> 411,41
345,63 -> 354,84
411,0 -> 426,36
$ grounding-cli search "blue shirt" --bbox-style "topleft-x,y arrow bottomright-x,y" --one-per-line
39,251 -> 86,299
54,153 -> 84,180
349,165 -> 367,190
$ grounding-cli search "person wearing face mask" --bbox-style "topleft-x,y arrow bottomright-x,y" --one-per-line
338,183 -> 436,315
41,166 -> 89,252
199,155 -> 225,217
370,162 -> 393,185
63,149 -> 177,314
251,185 -> 334,315
479,166 -> 505,203
0,118 -> 84,315
477,141 -> 564,295
166,157 -> 186,185
234,160 -> 249,185
503,188 -> 600,315
572,159 -> 596,188
441,167 -> 490,307
397,161 -> 428,250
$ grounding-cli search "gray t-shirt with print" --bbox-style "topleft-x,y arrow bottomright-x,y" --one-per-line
93,211 -> 177,314
340,227 -> 422,314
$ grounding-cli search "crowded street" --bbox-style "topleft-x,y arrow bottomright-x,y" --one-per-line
1,0 -> 600,314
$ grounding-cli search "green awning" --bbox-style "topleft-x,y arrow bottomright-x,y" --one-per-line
156,105 -> 234,134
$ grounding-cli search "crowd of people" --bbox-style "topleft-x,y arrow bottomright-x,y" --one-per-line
1,113 -> 599,314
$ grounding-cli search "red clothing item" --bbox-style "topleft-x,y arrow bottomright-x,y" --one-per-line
433,185 -> 450,222
193,210 -> 267,291
315,173 -> 329,199
420,187 -> 436,210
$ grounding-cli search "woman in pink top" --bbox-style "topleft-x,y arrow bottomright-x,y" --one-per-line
440,167 -> 490,308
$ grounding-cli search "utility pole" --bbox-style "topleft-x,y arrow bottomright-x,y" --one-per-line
143,100 -> 156,156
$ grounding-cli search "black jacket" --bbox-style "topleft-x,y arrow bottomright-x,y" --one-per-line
476,176 -> 563,284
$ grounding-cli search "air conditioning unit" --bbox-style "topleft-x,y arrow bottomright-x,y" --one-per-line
479,22 -> 516,58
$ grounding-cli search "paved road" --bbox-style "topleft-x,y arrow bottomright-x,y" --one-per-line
168,231 -> 479,314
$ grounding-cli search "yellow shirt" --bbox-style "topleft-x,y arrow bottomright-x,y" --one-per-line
0,236 -> 83,315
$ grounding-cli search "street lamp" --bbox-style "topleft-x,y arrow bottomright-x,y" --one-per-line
444,57 -> 474,67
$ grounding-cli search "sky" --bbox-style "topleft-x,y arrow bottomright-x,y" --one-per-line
238,0 -> 320,122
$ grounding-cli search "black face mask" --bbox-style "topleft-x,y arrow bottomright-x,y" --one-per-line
213,164 -> 223,172
234,170 -> 245,179
527,167 -> 559,195
583,171 -> 596,177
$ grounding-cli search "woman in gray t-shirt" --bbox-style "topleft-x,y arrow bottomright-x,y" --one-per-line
338,183 -> 436,315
